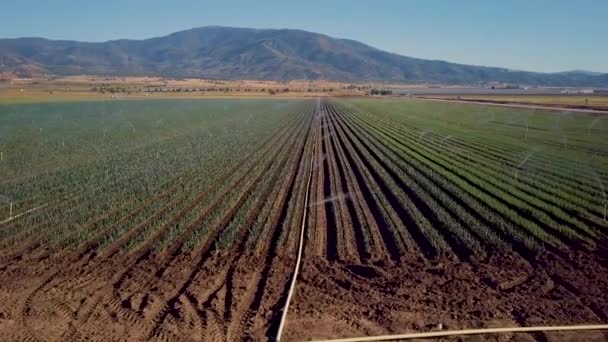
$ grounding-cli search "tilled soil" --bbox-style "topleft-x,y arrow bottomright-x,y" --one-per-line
285,252 -> 608,341
0,246 -> 607,341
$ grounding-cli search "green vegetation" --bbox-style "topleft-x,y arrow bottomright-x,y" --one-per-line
369,89 -> 393,96
333,98 -> 608,256
1,97 -> 606,262
0,99 -> 309,250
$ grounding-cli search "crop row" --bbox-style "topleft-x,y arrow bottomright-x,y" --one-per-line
0,100 -> 312,255
312,100 -> 607,262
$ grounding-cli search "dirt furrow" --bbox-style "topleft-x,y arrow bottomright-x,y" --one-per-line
320,109 -> 340,261
324,104 -> 376,262
323,104 -> 360,262
312,113 -> 328,258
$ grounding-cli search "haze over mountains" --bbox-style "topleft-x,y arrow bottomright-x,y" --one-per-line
1,26 -> 607,86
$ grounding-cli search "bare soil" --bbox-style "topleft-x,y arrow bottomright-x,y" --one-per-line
1,247 -> 607,341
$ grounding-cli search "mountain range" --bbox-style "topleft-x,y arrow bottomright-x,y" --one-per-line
1,26 -> 606,86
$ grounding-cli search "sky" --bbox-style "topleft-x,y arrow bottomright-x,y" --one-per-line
1,0 -> 607,73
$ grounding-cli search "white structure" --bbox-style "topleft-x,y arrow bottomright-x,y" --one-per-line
561,89 -> 594,94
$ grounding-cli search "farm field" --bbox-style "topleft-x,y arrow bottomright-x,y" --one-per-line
0,98 -> 607,341
420,95 -> 608,111
0,76 -> 360,104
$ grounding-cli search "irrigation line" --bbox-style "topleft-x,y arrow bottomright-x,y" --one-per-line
309,324 -> 608,342
275,100 -> 319,341
0,204 -> 48,225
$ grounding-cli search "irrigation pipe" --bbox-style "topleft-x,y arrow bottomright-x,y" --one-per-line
0,203 -> 48,225
309,324 -> 608,342
275,102 -> 319,341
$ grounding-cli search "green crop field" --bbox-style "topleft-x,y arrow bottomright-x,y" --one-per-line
330,98 -> 608,257
2,97 -> 607,265
1,97 -> 607,341
0,99 -> 310,250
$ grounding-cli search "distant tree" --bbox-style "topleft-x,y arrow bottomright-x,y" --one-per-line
370,88 -> 392,96
269,89 -> 276,95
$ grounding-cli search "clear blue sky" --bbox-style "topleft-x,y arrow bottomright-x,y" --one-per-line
2,0 -> 607,73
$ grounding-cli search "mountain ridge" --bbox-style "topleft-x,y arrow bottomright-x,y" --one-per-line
1,26 -> 607,86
